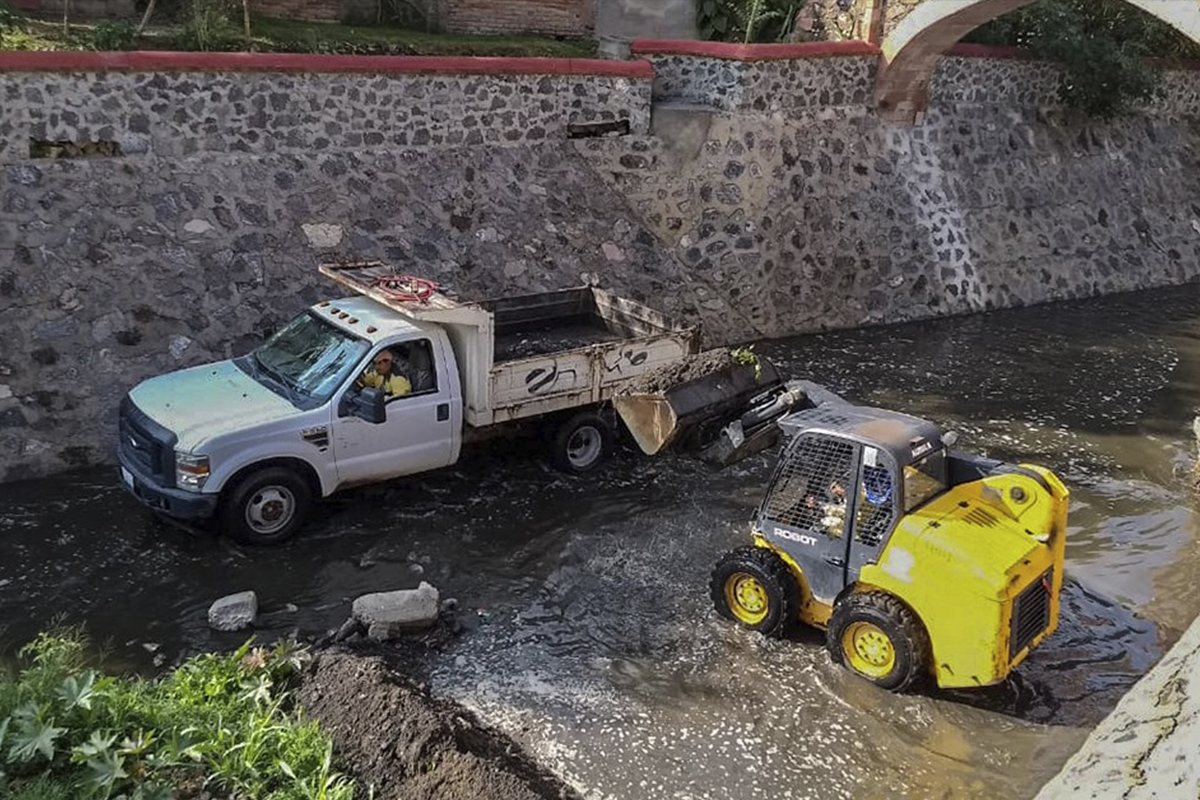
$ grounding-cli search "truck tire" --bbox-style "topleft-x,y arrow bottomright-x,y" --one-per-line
710,546 -> 799,638
826,593 -> 930,692
551,413 -> 612,473
220,467 -> 312,546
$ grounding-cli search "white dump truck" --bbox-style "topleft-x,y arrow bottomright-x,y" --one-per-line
117,262 -> 698,544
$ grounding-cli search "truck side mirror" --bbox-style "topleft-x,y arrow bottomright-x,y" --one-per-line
339,387 -> 386,423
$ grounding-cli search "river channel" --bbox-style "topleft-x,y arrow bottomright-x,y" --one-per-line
3,284 -> 1200,799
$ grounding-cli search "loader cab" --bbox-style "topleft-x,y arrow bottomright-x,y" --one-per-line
756,406 -> 948,605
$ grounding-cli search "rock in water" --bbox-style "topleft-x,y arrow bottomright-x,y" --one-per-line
352,582 -> 440,640
208,591 -> 258,632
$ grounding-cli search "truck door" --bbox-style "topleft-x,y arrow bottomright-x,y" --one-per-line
759,434 -> 858,604
332,337 -> 458,484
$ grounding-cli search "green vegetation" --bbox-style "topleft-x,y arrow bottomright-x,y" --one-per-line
731,345 -> 763,382
0,0 -> 595,57
966,0 -> 1200,118
697,0 -> 804,44
0,629 -> 354,800
248,15 -> 595,57
0,0 -> 26,45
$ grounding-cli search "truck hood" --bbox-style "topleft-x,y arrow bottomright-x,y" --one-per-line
129,360 -> 297,451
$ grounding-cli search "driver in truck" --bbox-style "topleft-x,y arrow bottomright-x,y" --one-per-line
358,347 -> 411,399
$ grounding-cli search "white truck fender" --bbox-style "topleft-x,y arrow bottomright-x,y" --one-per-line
205,442 -> 337,499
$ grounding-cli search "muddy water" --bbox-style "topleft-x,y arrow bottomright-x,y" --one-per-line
4,285 -> 1200,799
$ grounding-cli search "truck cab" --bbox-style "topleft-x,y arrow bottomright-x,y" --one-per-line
118,296 -> 464,544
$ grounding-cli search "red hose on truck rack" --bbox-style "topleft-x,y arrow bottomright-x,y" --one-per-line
370,275 -> 439,304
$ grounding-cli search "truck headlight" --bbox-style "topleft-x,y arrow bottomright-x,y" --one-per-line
175,453 -> 210,490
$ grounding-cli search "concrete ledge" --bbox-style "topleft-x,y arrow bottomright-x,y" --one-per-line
0,50 -> 655,78
631,38 -> 880,61
1034,615 -> 1200,799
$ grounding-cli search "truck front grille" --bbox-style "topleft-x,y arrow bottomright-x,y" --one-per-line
118,396 -> 176,485
1010,570 -> 1052,659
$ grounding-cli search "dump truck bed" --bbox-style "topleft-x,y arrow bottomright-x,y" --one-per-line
319,261 -> 700,427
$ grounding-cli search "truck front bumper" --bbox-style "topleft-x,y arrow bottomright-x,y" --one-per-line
118,462 -> 218,521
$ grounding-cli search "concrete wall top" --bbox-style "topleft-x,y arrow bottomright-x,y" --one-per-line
632,39 -> 881,61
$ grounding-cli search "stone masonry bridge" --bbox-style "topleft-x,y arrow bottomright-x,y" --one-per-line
865,0 -> 1200,122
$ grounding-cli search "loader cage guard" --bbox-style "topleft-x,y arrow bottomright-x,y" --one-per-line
759,433 -> 904,601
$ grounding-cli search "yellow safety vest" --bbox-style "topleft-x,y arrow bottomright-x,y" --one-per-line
360,369 -> 412,398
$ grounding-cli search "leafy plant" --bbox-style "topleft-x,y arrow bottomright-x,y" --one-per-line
731,345 -> 763,381
179,0 -> 237,51
86,20 -> 138,51
698,0 -> 803,44
966,0 -> 1200,118
0,629 -> 350,800
0,1 -> 27,44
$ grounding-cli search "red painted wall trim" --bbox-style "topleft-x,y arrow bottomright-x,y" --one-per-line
631,39 -> 880,62
945,43 -> 1033,60
0,50 -> 654,78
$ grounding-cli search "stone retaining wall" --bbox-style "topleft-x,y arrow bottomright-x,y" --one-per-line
0,53 -> 652,165
640,42 -> 1200,117
4,50 -> 1200,481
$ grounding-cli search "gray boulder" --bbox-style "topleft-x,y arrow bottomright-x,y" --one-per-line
208,590 -> 258,632
352,582 -> 440,641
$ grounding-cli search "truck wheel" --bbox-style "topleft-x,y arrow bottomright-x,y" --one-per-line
551,413 -> 612,473
220,467 -> 311,546
826,593 -> 930,692
710,546 -> 799,637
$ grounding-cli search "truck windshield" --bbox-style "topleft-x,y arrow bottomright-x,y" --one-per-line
903,449 -> 948,512
247,312 -> 369,407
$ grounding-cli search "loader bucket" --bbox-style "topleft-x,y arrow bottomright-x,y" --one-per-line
614,355 -> 782,456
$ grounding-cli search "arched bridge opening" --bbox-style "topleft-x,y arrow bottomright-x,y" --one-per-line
876,0 -> 1200,123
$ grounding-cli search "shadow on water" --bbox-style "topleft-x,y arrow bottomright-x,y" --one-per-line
3,285 -> 1200,798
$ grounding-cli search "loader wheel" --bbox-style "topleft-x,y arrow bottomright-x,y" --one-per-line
710,546 -> 799,637
826,593 -> 930,692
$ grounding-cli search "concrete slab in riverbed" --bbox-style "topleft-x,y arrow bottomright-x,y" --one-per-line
1034,615 -> 1200,799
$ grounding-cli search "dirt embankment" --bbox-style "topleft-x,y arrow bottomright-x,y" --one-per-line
297,647 -> 578,800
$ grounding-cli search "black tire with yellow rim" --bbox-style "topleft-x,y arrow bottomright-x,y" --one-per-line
710,546 -> 799,637
826,592 -> 930,692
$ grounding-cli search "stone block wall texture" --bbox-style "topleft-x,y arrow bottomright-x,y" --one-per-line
0,67 -> 651,165
646,52 -> 879,112
804,0 -> 870,41
4,53 -> 1200,481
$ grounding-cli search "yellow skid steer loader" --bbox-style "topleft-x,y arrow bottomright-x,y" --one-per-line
613,352 -> 1069,692
710,403 -> 1069,692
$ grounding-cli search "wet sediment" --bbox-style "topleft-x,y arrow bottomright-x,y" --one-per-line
298,646 -> 580,800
